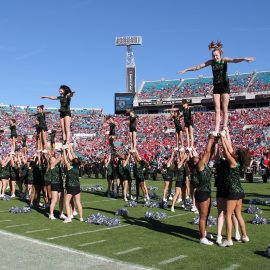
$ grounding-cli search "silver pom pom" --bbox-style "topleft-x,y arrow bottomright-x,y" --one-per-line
85,213 -> 120,227
251,214 -> 268,225
9,206 -> 32,214
115,208 -> 128,217
144,211 -> 167,221
125,201 -> 138,207
245,205 -> 263,215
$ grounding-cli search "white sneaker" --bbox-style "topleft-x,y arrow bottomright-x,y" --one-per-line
59,213 -> 67,220
220,239 -> 233,247
191,205 -> 198,212
146,195 -> 150,201
73,210 -> 78,216
180,147 -> 185,152
220,130 -> 226,137
42,150 -> 48,153
79,218 -> 84,222
63,218 -> 72,223
163,198 -> 167,202
10,194 -> 15,198
171,206 -> 175,212
216,235 -> 222,245
143,197 -> 147,202
235,231 -> 241,241
124,197 -> 128,202
49,214 -> 56,220
200,237 -> 214,245
168,195 -> 173,201
70,214 -> 74,219
242,236 -> 250,243
177,198 -> 182,203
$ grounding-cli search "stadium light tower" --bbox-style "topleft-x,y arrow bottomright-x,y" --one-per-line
115,36 -> 142,93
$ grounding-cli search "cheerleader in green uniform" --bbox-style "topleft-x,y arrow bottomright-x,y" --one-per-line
104,116 -> 117,150
189,134 -> 217,245
171,151 -> 188,212
105,153 -> 115,197
0,155 -> 11,197
42,85 -> 75,146
180,100 -> 194,150
50,130 -> 57,151
49,153 -> 66,220
162,150 -> 176,202
34,105 -> 50,153
219,132 -> 249,247
63,146 -> 83,223
168,108 -> 183,150
9,119 -> 17,153
178,41 -> 255,133
126,110 -> 138,151
10,154 -> 20,198
132,150 -> 149,202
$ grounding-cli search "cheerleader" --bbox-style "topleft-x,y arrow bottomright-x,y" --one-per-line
126,110 -> 138,151
9,119 -> 17,153
0,155 -> 11,197
168,108 -> 184,150
132,150 -> 149,202
178,41 -> 255,133
162,151 -> 176,202
63,146 -> 83,223
10,153 -> 20,198
105,153 -> 115,197
117,153 -> 131,201
20,153 -> 28,196
214,148 -> 241,245
105,116 -> 117,150
49,152 -> 66,220
171,151 -> 188,212
219,132 -> 249,247
189,134 -> 216,245
181,100 -> 194,150
42,85 -> 75,146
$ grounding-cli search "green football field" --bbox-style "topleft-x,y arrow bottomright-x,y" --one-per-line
0,176 -> 269,270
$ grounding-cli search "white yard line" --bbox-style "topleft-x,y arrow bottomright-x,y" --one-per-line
0,230 -> 157,270
158,255 -> 187,265
5,224 -> 29,228
223,264 -> 241,270
78,240 -> 107,247
25,229 -> 50,234
82,199 -> 117,205
47,224 -> 131,240
114,247 -> 143,255
0,210 -> 8,213
0,220 -> 12,223
167,212 -> 193,219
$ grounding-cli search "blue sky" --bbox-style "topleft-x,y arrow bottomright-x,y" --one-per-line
0,0 -> 269,113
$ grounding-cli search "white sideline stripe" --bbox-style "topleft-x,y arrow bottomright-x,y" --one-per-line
114,247 -> 143,255
0,210 -> 8,213
158,255 -> 187,265
0,230 -> 157,270
223,264 -> 240,270
82,199 -> 117,205
25,229 -> 50,234
167,212 -> 193,219
47,224 -> 131,240
0,220 -> 12,223
5,224 -> 29,228
78,240 -> 107,247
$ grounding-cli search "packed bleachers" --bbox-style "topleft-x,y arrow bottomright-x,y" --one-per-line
1,105 -> 269,163
137,71 -> 270,100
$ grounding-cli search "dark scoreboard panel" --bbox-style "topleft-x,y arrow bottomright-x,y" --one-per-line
115,93 -> 135,114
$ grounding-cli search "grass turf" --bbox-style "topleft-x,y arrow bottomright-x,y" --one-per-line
0,176 -> 269,270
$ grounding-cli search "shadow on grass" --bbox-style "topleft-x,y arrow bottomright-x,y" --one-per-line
84,205 -> 199,243
254,250 -> 269,258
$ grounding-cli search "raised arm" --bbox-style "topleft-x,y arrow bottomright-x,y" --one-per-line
105,154 -> 111,167
177,60 -> 212,74
223,57 -> 255,63
167,151 -> 176,167
41,96 -> 58,100
197,135 -> 216,171
220,136 -> 237,168
123,153 -> 131,167
63,149 -> 71,170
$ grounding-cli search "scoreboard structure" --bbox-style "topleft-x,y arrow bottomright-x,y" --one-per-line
115,93 -> 135,114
